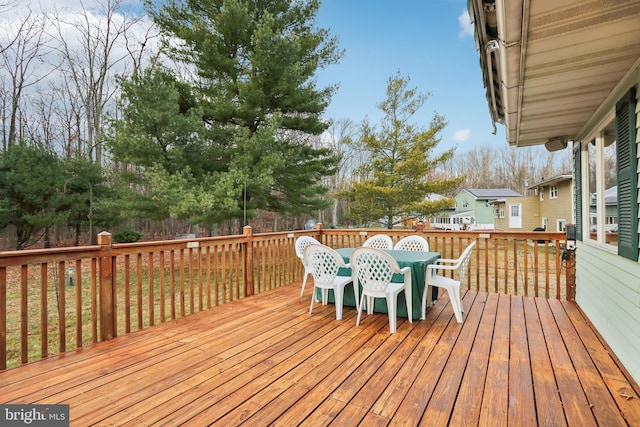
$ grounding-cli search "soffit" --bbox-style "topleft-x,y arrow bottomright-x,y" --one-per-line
483,0 -> 640,147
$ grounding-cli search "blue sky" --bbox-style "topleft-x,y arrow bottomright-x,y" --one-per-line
315,0 -> 504,153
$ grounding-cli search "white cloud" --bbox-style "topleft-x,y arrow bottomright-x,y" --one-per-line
452,128 -> 472,142
458,10 -> 474,39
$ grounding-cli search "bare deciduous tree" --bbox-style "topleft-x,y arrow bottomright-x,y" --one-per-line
0,9 -> 51,149
49,0 -> 150,164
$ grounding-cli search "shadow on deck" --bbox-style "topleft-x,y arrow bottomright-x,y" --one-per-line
1,284 -> 639,426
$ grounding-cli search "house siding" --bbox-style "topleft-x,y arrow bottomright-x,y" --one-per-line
576,79 -> 640,384
576,242 -> 640,382
540,180 -> 573,231
493,196 -> 540,231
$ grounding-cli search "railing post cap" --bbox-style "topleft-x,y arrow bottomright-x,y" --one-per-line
97,231 -> 112,245
316,222 -> 323,230
243,225 -> 253,235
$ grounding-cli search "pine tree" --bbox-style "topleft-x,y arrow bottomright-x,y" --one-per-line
344,71 -> 463,228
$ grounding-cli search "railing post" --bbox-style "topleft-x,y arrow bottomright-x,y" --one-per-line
98,232 -> 115,340
566,248 -> 576,301
243,225 -> 255,297
416,222 -> 425,232
315,222 -> 324,244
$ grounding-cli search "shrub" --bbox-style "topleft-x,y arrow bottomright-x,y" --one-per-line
113,228 -> 144,243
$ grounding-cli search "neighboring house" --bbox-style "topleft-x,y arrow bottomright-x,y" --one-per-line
492,175 -> 573,232
469,0 -> 640,382
432,188 -> 521,230
490,195 -> 539,231
530,174 -> 573,232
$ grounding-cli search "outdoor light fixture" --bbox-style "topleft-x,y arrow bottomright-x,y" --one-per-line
544,136 -> 567,152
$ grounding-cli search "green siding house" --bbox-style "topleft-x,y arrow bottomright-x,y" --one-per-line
469,0 -> 640,383
432,189 -> 521,230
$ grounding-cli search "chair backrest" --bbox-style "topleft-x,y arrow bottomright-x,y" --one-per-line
393,235 -> 429,252
362,234 -> 393,250
351,247 -> 401,292
295,236 -> 320,260
457,241 -> 476,283
303,244 -> 346,285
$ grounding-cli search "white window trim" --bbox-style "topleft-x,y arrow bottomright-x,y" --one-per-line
550,184 -> 558,199
582,111 -> 618,253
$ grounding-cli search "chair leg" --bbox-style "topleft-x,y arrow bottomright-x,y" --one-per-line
300,272 -> 309,297
356,294 -> 366,326
334,286 -> 343,320
386,293 -> 397,333
421,285 -> 432,320
309,287 -> 316,315
446,287 -> 463,323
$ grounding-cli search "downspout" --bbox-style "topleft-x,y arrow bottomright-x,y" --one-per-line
485,40 -> 500,134
516,0 -> 530,145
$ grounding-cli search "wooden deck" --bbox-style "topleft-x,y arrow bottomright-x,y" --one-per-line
1,284 -> 639,426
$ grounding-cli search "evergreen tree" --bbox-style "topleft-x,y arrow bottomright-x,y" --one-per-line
110,0 -> 343,227
344,72 -> 463,228
0,142 -> 66,249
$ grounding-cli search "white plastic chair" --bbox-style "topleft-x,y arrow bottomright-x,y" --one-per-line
393,235 -> 429,252
351,247 -> 412,334
304,244 -> 355,320
362,234 -> 393,250
421,241 -> 476,323
295,236 -> 320,297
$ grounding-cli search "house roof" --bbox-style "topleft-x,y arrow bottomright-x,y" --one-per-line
469,0 -> 640,148
463,188 -> 522,199
528,174 -> 573,190
604,186 -> 618,205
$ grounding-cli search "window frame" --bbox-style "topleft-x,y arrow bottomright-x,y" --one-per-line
575,87 -> 638,260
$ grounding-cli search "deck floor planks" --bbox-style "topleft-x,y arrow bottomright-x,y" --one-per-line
548,298 -> 628,426
237,312 -> 389,427
360,296 -> 449,424
508,295 -> 537,426
560,300 -> 640,423
478,293 -> 511,426
266,314 -> 392,427
537,297 -> 598,427
146,306 -> 354,426
448,292 -> 498,426
419,290 -> 483,425
524,297 -> 568,426
0,284 -> 639,427
387,295 -> 469,425
116,312 -> 341,426
196,309 -> 372,425
68,300 -> 322,424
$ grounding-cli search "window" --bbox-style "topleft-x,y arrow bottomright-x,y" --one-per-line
550,184 -> 558,199
542,217 -> 548,230
557,219 -> 566,232
576,87 -> 637,259
539,188 -> 545,201
499,204 -> 505,218
462,200 -> 469,208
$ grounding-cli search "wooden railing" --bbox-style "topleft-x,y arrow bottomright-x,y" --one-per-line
0,226 -> 574,370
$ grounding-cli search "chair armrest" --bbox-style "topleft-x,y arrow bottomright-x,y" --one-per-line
427,263 -> 458,273
343,262 -> 351,268
399,266 -> 411,275
435,258 -> 458,264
